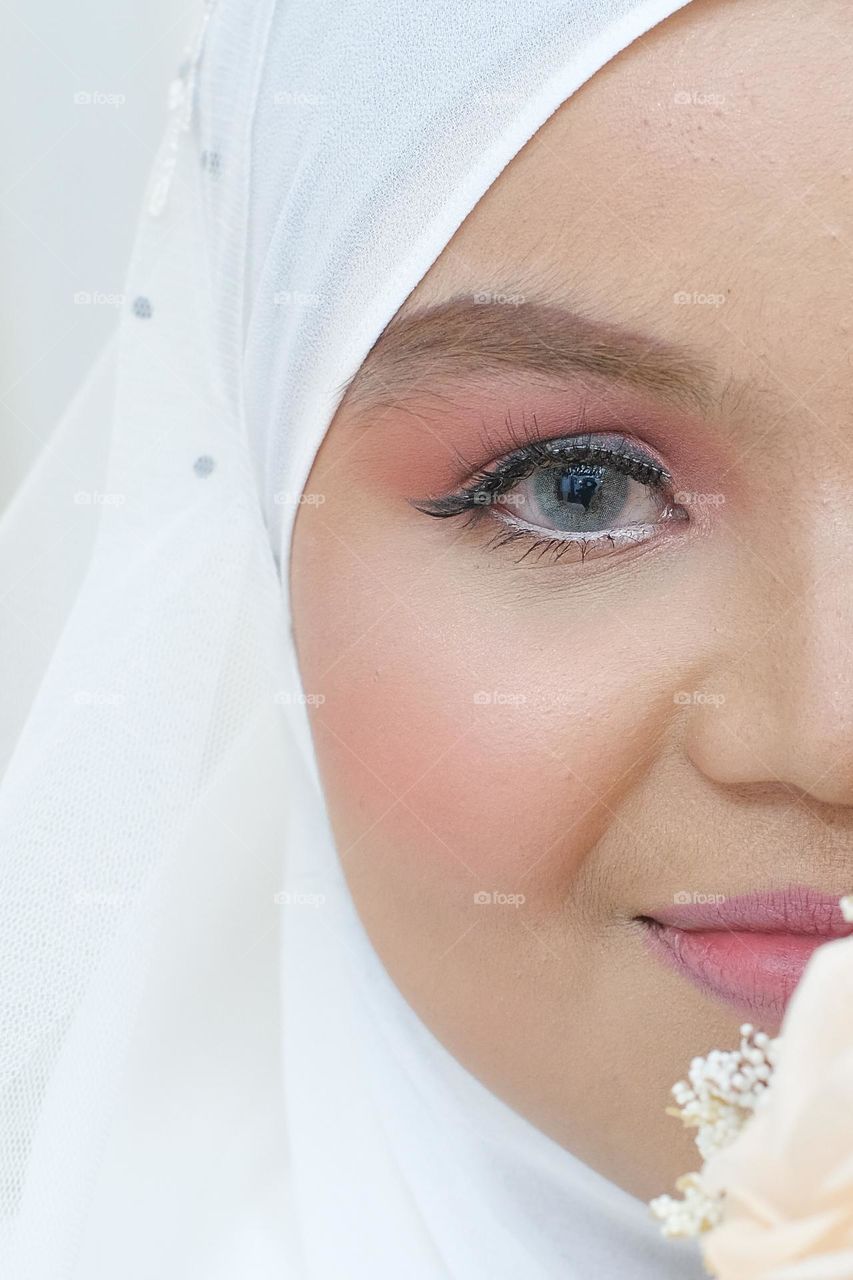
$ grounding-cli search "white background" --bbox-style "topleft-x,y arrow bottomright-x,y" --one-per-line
0,2 -> 197,512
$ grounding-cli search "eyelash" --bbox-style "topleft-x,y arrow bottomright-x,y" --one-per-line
410,412 -> 685,565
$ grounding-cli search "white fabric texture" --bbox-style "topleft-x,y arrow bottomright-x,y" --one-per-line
0,0 -> 708,1276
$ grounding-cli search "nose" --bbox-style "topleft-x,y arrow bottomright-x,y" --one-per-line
685,550 -> 853,807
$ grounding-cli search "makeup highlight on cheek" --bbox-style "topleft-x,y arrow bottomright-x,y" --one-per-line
309,663 -> 664,893
295,537 -> 694,898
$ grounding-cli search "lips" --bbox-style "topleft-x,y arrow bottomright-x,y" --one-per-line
639,886 -> 853,1022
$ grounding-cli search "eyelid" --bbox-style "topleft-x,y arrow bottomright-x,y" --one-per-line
410,430 -> 673,519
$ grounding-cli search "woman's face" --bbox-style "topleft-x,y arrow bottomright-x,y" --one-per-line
291,0 -> 853,1200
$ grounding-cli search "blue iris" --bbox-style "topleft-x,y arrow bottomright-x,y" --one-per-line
530,464 -> 630,533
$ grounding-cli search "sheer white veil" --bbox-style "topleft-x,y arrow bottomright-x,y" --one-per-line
0,1 -> 706,1275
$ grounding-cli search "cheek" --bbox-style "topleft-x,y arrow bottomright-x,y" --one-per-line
292,506 -> 689,904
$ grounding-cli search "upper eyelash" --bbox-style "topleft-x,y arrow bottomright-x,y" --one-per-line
410,424 -> 672,520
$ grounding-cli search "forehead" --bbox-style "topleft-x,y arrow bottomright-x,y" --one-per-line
403,0 -> 852,425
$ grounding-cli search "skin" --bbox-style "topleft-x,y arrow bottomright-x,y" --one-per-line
290,0 -> 853,1201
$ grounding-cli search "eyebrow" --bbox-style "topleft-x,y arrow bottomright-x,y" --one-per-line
341,295 -> 719,419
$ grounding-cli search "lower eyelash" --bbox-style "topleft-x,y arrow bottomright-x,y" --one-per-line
483,518 -> 664,566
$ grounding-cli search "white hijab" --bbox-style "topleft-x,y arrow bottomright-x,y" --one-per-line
0,1 -> 707,1275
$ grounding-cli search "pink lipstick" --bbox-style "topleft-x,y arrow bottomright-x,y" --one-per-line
640,886 -> 853,1021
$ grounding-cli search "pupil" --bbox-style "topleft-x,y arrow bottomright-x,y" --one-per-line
554,466 -> 602,511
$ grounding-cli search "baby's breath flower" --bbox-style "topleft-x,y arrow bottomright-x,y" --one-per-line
650,1173 -> 723,1238
668,1024 -> 779,1161
649,1024 -> 779,1239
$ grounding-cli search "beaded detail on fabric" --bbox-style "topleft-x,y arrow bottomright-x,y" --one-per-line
148,1 -> 218,218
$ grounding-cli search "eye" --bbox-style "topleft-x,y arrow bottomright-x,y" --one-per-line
411,429 -> 689,564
